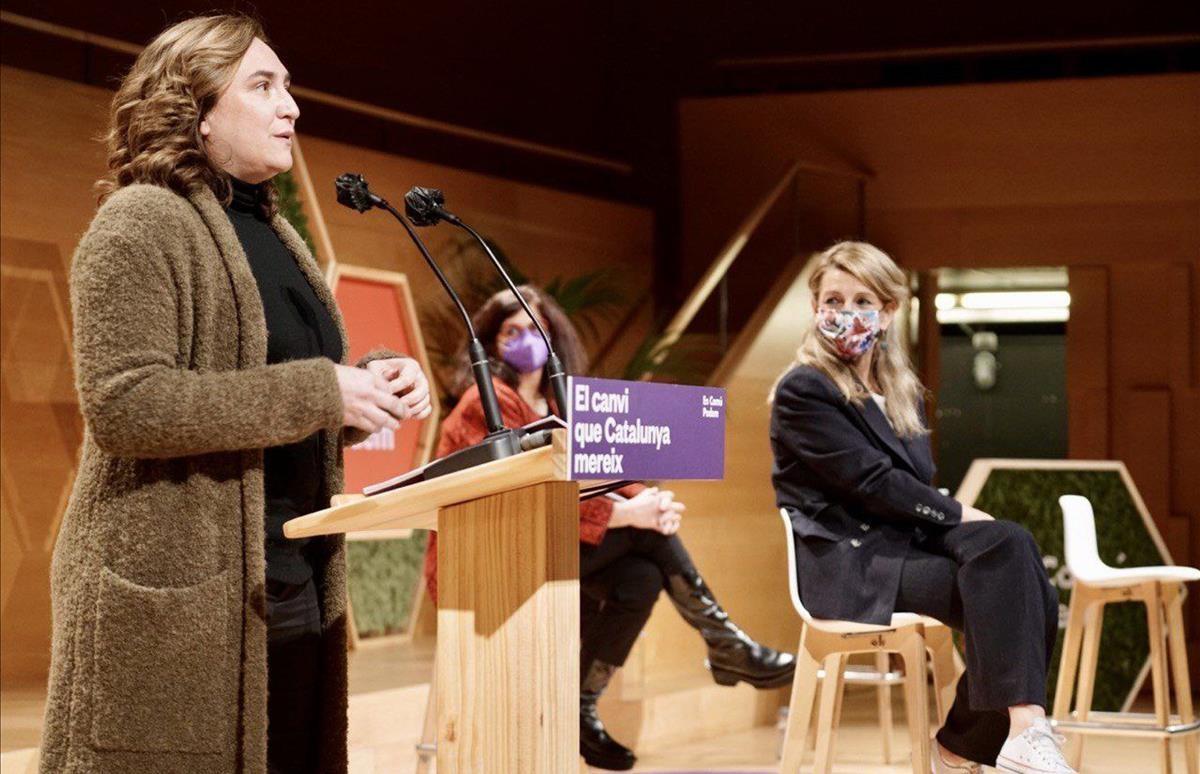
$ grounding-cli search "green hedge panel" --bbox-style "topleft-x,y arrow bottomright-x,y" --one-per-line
345,531 -> 429,637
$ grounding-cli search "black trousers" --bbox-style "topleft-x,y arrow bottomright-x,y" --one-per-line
266,576 -> 323,774
579,528 -> 697,674
894,520 -> 1059,766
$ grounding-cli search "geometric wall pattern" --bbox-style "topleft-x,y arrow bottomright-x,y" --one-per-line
0,236 -> 83,685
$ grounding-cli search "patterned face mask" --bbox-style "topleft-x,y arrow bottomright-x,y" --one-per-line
816,308 -> 882,361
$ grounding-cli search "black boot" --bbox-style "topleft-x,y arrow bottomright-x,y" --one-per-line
580,660 -> 636,771
667,570 -> 796,689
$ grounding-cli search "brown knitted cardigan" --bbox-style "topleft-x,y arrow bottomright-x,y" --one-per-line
41,183 -> 390,773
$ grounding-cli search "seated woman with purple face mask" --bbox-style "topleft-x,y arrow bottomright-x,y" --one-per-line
424,285 -> 795,771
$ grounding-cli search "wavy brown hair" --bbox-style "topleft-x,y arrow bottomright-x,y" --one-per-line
452,285 -> 588,402
97,14 -> 277,214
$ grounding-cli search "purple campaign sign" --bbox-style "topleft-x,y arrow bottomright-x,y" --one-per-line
567,376 -> 726,480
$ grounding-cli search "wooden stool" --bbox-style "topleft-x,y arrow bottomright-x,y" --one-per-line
1053,495 -> 1200,774
798,636 -> 962,765
777,509 -> 961,774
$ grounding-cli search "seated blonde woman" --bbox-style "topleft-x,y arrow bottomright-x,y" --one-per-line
770,242 -> 1071,774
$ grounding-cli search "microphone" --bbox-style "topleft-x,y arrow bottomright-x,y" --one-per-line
334,172 -> 380,213
403,186 -> 571,420
334,173 -> 526,485
403,186 -> 452,226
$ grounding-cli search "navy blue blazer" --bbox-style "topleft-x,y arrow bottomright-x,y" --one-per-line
770,365 -> 962,625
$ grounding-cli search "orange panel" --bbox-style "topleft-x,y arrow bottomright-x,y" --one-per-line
335,275 -> 429,493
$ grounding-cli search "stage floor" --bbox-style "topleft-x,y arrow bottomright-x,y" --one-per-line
629,704 -> 1198,773
2,638 -> 1195,772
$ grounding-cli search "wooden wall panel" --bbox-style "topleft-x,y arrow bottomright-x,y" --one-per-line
0,66 -> 106,688
0,237 -> 83,684
1187,261 -> 1200,390
1066,267 -> 1110,459
1110,264 -> 1175,388
871,202 -> 1200,272
0,67 -> 109,263
1111,389 -> 1173,549
681,74 -> 1200,281
1167,262 -> 1200,511
1175,389 -> 1200,526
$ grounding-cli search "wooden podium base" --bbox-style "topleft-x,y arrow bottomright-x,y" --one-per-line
286,436 -> 580,770
436,481 -> 580,772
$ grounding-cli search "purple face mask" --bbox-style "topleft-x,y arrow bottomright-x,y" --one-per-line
501,328 -> 549,374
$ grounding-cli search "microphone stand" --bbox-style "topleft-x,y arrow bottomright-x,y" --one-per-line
334,174 -> 528,484
453,219 -> 570,420
374,200 -> 507,432
405,188 -> 570,419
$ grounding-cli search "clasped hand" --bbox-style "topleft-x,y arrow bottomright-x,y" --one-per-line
609,486 -> 687,535
335,357 -> 433,434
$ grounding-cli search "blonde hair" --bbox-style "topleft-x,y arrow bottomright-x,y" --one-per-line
97,14 -> 276,212
790,241 -> 928,437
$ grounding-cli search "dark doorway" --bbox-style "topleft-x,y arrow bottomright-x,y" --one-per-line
926,268 -> 1070,492
936,323 -> 1068,491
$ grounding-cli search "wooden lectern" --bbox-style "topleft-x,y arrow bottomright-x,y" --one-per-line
284,431 -> 579,773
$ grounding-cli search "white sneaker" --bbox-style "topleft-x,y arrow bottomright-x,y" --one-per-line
930,737 -> 981,773
995,717 -> 1077,773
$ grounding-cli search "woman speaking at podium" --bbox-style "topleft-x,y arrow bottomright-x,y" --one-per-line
771,242 -> 1072,774
43,14 -> 430,774
425,285 -> 794,771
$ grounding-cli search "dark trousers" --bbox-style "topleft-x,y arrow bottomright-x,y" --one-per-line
894,520 -> 1059,766
579,528 -> 697,674
266,576 -> 323,774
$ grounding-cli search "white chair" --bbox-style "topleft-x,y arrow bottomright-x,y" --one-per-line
777,509 -> 961,773
1053,494 -> 1200,774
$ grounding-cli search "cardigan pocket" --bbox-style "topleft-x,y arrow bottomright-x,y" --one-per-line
90,567 -> 231,754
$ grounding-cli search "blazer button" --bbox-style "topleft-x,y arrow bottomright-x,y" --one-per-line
850,538 -> 862,548
860,523 -> 871,532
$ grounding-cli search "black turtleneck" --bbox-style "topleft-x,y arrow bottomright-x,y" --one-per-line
226,177 -> 343,584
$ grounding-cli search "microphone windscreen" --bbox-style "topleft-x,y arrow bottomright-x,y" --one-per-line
335,173 -> 374,213
404,186 -> 446,227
